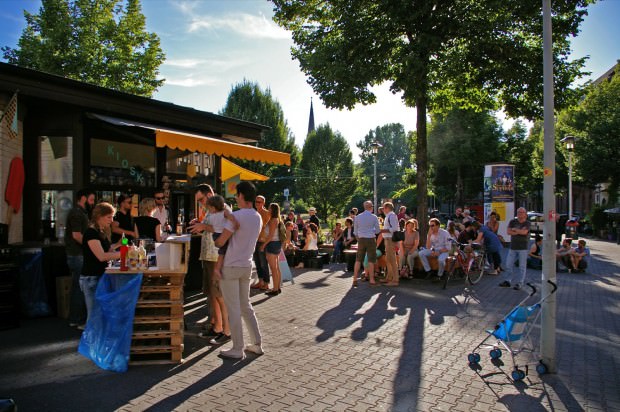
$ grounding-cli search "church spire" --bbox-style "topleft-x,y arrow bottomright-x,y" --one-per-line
307,97 -> 315,135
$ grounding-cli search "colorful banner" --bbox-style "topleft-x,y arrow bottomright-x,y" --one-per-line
224,174 -> 241,198
484,164 -> 515,241
490,165 -> 515,202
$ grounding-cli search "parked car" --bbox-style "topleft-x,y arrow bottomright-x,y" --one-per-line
527,212 -> 544,234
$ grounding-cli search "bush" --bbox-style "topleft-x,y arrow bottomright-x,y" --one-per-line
588,204 -> 608,234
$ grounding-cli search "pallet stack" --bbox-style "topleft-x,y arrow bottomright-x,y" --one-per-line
130,272 -> 185,364
107,235 -> 191,365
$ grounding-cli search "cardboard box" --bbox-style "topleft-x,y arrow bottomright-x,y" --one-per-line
55,276 -> 71,319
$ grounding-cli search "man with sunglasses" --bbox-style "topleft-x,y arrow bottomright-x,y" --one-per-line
418,218 -> 451,281
152,189 -> 171,236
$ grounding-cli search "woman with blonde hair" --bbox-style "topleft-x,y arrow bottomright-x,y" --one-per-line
134,197 -> 162,242
399,219 -> 420,278
81,202 -> 121,322
261,203 -> 284,296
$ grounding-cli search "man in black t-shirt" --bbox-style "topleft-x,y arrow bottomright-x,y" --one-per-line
65,188 -> 95,328
111,194 -> 136,243
499,207 -> 531,290
308,207 -> 320,227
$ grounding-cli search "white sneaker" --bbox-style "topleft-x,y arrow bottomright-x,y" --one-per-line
219,349 -> 245,359
244,344 -> 264,355
487,270 -> 498,275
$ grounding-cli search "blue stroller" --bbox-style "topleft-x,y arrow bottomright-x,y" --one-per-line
467,280 -> 558,381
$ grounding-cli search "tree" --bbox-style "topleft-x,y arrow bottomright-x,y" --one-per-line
428,109 -> 503,207
2,0 -> 164,97
561,63 -> 620,205
500,120 -> 542,208
299,124 -> 357,220
272,0 -> 590,236
220,79 -> 300,203
358,123 -> 413,206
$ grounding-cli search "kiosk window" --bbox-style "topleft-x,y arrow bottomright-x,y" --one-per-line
39,136 -> 73,184
90,139 -> 156,187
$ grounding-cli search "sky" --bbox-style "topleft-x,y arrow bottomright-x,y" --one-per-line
1,0 -> 619,161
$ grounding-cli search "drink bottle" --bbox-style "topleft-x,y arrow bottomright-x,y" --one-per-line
120,233 -> 129,271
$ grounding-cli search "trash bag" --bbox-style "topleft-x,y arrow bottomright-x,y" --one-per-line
78,273 -> 142,372
18,250 -> 51,317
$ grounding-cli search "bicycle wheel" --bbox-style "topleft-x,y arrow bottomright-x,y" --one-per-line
467,252 -> 485,285
443,257 -> 456,289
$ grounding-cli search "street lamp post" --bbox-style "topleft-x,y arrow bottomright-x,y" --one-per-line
370,142 -> 382,212
561,135 -> 576,219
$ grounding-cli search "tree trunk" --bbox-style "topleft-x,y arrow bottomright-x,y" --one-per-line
416,94 -> 428,240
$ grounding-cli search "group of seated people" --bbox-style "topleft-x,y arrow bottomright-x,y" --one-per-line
556,238 -> 590,272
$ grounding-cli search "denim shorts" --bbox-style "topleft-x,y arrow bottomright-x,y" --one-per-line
265,240 -> 282,255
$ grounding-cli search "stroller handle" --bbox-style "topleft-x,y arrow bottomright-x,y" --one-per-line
526,283 -> 536,296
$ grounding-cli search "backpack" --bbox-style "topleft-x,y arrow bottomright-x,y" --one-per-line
278,221 -> 287,243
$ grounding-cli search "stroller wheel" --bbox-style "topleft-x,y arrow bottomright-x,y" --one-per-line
511,369 -> 525,381
536,361 -> 548,375
490,349 -> 502,359
468,353 -> 481,364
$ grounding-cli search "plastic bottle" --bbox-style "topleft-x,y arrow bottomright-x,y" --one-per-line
138,241 -> 147,269
128,244 -> 139,269
120,233 -> 129,271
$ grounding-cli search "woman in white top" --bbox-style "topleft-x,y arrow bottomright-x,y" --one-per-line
260,203 -> 283,296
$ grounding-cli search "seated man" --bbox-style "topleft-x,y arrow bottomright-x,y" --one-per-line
527,235 -> 543,269
556,238 -> 575,271
419,218 -> 451,281
572,239 -> 590,272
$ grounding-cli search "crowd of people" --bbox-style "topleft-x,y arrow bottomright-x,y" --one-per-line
63,183 -> 592,360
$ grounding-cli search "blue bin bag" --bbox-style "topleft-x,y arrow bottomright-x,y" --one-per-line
19,251 -> 51,317
492,304 -> 540,342
78,273 -> 143,372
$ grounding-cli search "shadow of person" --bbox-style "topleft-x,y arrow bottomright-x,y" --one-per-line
350,291 -> 402,341
315,286 -> 375,343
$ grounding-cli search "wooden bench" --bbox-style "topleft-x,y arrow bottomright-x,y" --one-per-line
412,255 -> 439,272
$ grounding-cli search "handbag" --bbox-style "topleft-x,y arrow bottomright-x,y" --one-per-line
392,230 -> 405,242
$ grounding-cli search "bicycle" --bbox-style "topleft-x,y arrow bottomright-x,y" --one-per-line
443,240 -> 486,289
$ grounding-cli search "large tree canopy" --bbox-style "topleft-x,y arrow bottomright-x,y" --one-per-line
299,124 -> 356,220
358,123 -> 413,205
220,79 -> 300,203
273,0 -> 590,236
560,63 -> 620,205
2,0 -> 165,97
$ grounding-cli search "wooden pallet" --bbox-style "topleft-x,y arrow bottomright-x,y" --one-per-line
129,343 -> 184,365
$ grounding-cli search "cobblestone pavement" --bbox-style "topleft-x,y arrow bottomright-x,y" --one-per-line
1,237 -> 618,411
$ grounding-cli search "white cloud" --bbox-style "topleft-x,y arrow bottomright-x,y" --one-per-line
164,76 -> 217,87
165,58 -> 206,68
188,13 -> 290,40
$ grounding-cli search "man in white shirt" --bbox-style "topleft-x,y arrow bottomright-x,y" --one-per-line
214,181 -> 264,359
419,218 -> 452,281
352,200 -> 381,287
380,202 -> 400,286
152,189 -> 171,236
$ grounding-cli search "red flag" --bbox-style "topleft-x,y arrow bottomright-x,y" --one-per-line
1,92 -> 18,140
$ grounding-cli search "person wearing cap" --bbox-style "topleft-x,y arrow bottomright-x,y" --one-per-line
457,221 -> 477,244
308,207 -> 320,227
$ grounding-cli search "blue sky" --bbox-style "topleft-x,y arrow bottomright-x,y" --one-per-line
1,0 -> 619,161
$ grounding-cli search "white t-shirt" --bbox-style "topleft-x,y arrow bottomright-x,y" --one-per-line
223,208 -> 262,268
207,204 -> 232,234
382,211 -> 399,239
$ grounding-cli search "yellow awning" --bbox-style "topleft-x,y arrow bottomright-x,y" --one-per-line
156,129 -> 290,166
221,157 -> 269,182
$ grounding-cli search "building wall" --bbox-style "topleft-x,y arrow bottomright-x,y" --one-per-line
0,93 -> 24,243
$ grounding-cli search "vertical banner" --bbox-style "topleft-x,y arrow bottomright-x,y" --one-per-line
224,174 -> 241,198
484,164 -> 515,241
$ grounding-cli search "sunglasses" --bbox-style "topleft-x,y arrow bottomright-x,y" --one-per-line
155,196 -> 164,200
429,224 -> 436,227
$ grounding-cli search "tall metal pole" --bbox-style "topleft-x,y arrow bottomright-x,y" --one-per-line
541,0 -> 557,373
373,153 -> 378,212
568,150 -> 573,219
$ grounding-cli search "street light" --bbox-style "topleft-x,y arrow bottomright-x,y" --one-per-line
561,135 -> 576,219
370,141 -> 382,212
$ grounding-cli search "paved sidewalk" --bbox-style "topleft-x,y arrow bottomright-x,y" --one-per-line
1,237 -> 618,411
